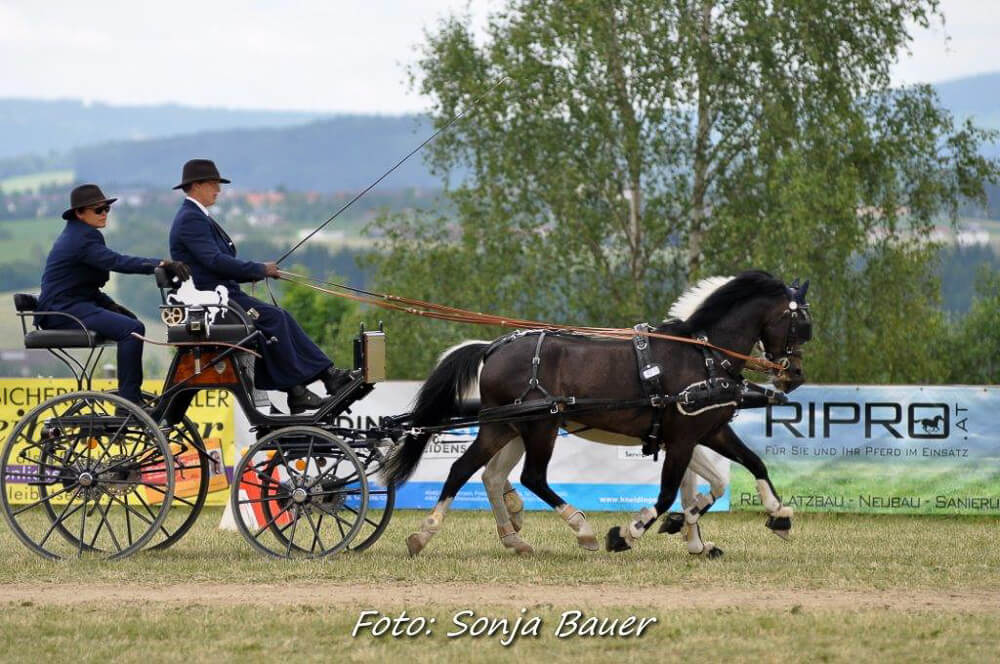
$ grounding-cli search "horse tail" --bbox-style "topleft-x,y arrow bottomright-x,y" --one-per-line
381,341 -> 490,488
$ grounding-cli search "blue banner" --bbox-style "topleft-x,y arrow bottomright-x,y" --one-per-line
729,385 -> 1000,514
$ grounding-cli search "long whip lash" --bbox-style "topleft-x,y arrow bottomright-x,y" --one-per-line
275,76 -> 510,265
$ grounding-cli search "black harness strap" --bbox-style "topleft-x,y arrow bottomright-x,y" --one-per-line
633,324 -> 667,459
515,330 -> 553,405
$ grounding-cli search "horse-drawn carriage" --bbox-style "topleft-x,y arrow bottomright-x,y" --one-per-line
1,268 -> 398,559
2,267 -> 811,561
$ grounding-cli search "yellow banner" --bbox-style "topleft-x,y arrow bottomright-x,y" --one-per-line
0,378 -> 235,506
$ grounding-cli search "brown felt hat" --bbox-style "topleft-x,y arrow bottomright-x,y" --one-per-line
62,184 -> 117,221
173,159 -> 232,190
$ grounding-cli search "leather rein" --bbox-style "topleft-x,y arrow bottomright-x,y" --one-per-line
277,271 -> 786,374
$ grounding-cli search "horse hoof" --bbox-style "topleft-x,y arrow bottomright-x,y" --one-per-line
766,515 -> 792,540
501,534 -> 534,555
658,512 -> 685,535
406,533 -> 426,557
605,526 -> 631,552
578,535 -> 599,552
706,546 -> 724,559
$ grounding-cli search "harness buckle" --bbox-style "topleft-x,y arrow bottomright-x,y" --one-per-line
650,395 -> 666,408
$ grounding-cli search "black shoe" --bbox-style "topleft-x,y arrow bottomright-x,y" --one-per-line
286,385 -> 326,414
321,366 -> 355,396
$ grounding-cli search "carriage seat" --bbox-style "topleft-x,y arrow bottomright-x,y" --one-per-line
154,268 -> 257,345
14,293 -> 109,349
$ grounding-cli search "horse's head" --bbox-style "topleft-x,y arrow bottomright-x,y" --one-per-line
760,278 -> 812,393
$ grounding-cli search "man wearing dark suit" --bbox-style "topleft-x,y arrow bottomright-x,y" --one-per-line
168,159 -> 353,413
38,184 -> 190,405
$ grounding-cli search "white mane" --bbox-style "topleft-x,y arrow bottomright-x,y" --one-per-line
666,276 -> 734,322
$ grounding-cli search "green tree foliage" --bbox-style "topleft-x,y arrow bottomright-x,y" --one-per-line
369,0 -> 997,381
947,267 -> 1000,384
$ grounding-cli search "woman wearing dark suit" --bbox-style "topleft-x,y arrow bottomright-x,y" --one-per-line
37,184 -> 190,405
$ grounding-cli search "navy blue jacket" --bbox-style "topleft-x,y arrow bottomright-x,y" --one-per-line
37,219 -> 159,324
169,199 -> 266,293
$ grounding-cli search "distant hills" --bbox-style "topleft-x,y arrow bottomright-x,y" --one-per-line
3,71 -> 1000,192
0,98 -> 327,158
71,115 -> 441,191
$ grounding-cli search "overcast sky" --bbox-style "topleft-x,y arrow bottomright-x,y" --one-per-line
0,0 -> 995,113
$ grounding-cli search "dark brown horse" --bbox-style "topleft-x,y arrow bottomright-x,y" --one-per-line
383,271 -> 811,556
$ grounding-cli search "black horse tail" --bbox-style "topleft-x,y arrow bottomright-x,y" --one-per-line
381,341 -> 490,488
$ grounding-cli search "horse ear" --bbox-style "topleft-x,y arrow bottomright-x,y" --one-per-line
790,278 -> 800,289
799,280 -> 809,301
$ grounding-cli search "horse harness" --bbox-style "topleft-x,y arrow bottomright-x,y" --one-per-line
478,327 -> 788,461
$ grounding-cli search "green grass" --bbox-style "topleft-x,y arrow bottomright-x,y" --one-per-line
0,604 -> 995,663
0,507 -> 998,591
1,508 -> 998,661
0,170 -> 74,195
0,217 -> 63,263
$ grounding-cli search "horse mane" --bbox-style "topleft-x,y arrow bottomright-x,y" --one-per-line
667,276 -> 734,321
658,270 -> 786,334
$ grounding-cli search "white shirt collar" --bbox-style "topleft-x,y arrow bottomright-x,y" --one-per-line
185,196 -> 211,218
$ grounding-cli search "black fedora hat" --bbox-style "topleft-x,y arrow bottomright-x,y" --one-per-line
62,184 -> 118,221
173,159 -> 232,190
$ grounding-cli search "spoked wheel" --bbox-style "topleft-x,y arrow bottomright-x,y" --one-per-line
231,426 -> 368,559
0,391 -> 174,560
146,415 -> 209,550
348,443 -> 395,552
103,391 -> 210,551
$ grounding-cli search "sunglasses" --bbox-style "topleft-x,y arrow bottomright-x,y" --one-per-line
89,205 -> 112,215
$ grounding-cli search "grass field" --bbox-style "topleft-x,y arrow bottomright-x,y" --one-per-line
0,217 -> 63,263
0,170 -> 74,195
0,506 -> 997,662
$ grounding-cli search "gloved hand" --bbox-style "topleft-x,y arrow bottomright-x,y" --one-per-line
106,301 -> 138,320
160,259 -> 192,282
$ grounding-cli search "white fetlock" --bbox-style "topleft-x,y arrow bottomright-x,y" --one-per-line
684,522 -> 704,554
756,479 -> 782,514
772,505 -> 793,519
685,492 -> 715,523
498,521 -> 534,555
622,506 -> 659,547
406,506 -> 446,557
557,503 -> 599,551
504,489 -> 525,533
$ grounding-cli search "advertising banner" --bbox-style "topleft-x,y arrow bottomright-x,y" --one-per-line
729,385 -> 1000,514
0,378 -> 235,506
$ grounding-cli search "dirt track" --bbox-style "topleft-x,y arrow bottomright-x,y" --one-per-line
2,583 -> 998,612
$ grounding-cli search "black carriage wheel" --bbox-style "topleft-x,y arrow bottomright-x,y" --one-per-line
0,391 -> 174,560
347,444 -> 395,553
230,426 -> 368,559
145,414 -> 209,551
36,392 -> 210,552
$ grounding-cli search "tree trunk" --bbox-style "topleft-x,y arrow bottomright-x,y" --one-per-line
687,0 -> 713,280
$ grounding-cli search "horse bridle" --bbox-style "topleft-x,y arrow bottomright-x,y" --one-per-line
762,297 -> 812,371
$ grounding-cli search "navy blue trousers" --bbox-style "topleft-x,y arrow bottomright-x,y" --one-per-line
45,308 -> 146,403
230,292 -> 332,391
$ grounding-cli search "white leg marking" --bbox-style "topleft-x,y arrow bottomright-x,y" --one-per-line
621,506 -> 659,547
482,437 -> 526,534
756,479 -> 792,517
557,503 -> 599,551
406,498 -> 453,557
